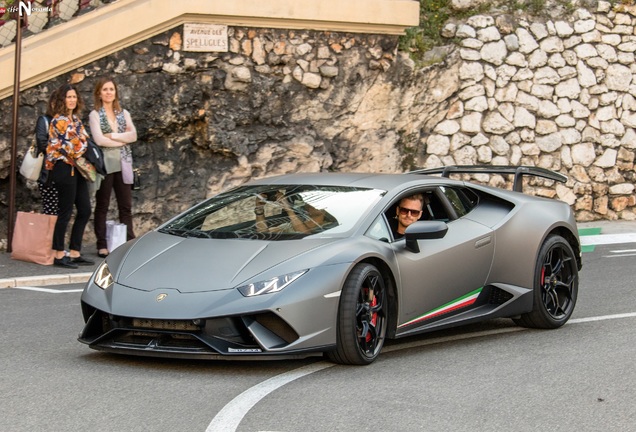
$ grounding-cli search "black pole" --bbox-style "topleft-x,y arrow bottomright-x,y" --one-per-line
7,14 -> 24,253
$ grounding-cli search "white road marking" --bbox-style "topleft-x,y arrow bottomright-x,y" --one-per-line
600,248 -> 636,258
568,312 -> 636,323
580,233 -> 636,245
207,312 -> 636,432
205,362 -> 334,432
13,287 -> 83,293
604,253 -> 636,258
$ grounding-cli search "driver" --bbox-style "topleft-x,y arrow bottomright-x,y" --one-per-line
391,193 -> 424,240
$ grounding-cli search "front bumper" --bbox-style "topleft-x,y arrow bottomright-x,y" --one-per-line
79,306 -> 333,360
78,264 -> 349,359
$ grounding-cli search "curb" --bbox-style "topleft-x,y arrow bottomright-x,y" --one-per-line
0,272 -> 93,289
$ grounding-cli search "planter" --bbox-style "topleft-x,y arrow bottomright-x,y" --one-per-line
27,1 -> 50,33
0,19 -> 17,47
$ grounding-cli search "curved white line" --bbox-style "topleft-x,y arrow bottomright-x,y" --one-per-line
206,362 -> 334,432
207,312 -> 636,431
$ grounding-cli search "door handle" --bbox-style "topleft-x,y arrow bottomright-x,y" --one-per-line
475,236 -> 492,249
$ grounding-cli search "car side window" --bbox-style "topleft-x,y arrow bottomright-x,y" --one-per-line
366,216 -> 392,243
439,186 -> 479,217
422,190 -> 450,221
379,190 -> 450,242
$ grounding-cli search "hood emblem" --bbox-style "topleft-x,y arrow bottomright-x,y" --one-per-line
156,293 -> 168,302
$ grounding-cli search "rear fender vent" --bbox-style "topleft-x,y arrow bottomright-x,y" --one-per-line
487,286 -> 514,305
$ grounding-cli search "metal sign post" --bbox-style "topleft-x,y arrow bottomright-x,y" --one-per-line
7,10 -> 26,253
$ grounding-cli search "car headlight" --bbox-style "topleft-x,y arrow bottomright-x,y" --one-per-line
237,270 -> 307,297
93,261 -> 114,290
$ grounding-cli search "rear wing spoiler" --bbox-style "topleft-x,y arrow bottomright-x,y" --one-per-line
410,165 -> 568,193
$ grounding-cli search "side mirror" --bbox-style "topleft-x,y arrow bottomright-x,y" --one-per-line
404,221 -> 448,253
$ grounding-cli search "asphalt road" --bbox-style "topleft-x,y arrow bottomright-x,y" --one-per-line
1,240 -> 635,432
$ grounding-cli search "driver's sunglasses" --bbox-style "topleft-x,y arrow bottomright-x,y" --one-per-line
398,206 -> 422,217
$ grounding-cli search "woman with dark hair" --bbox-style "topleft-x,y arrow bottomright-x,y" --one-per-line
45,83 -> 94,269
35,88 -> 59,215
89,77 -> 138,258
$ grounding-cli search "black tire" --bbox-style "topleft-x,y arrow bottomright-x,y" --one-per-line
514,235 -> 578,329
326,263 -> 388,365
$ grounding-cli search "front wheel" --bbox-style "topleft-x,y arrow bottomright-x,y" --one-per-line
514,235 -> 578,329
327,263 -> 388,365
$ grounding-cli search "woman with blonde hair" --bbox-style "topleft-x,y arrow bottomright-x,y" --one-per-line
89,77 -> 138,258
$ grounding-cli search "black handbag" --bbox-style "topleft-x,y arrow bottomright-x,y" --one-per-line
85,138 -> 107,176
132,168 -> 141,190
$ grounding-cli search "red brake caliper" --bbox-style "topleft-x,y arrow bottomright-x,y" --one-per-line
541,265 -> 546,286
366,289 -> 378,343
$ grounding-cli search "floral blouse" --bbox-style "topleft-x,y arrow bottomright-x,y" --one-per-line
45,114 -> 88,170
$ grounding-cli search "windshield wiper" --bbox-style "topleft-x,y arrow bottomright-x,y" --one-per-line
184,230 -> 212,239
160,227 -> 213,239
159,227 -> 191,237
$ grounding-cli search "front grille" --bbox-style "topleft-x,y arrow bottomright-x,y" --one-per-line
132,318 -> 199,331
114,331 -> 210,351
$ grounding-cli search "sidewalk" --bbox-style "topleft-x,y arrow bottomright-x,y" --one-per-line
1,220 -> 636,289
0,244 -> 101,288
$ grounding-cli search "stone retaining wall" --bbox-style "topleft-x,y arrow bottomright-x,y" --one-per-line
427,1 -> 636,221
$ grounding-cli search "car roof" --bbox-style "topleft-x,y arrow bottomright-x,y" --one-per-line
246,172 -> 459,191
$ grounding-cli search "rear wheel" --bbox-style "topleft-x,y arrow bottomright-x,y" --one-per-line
514,235 -> 578,329
327,263 -> 388,365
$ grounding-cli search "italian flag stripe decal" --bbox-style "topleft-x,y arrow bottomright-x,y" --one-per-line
398,287 -> 483,329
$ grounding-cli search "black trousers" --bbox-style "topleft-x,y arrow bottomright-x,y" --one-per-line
94,171 -> 135,251
51,162 -> 91,252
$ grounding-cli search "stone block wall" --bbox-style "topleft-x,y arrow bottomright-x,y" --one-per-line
426,2 -> 636,221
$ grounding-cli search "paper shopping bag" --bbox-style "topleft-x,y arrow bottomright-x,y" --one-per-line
11,211 -> 57,265
106,220 -> 127,252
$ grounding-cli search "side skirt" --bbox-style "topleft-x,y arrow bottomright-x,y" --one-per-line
394,283 -> 533,338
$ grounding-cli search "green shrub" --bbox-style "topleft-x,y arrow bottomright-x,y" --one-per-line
398,0 -> 613,64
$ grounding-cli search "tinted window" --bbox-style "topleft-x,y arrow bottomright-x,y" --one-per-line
440,186 -> 479,217
160,185 -> 385,240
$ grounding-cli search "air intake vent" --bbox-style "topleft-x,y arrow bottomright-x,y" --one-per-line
488,287 -> 514,305
254,313 -> 299,344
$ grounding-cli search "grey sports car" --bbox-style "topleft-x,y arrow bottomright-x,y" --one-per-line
78,165 -> 581,365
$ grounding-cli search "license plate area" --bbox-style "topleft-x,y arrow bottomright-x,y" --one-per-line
132,319 -> 199,331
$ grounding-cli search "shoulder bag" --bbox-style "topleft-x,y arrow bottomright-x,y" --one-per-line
84,137 -> 107,176
19,145 -> 44,181
74,157 -> 97,182
11,211 -> 58,265
60,148 -> 97,182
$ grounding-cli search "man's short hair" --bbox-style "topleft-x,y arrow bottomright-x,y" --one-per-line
400,193 -> 424,208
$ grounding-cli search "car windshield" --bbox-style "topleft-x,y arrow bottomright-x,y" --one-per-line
159,185 -> 385,240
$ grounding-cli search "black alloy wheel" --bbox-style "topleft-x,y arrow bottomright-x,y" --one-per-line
327,263 -> 388,365
514,235 -> 578,329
